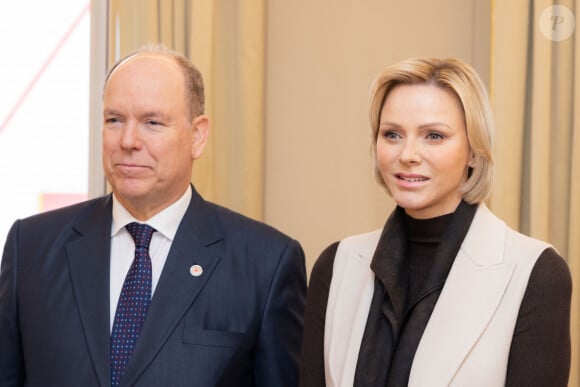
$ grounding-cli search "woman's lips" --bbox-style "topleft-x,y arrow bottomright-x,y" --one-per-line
396,173 -> 428,182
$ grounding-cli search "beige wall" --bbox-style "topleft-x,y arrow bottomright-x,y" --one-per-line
264,0 -> 491,273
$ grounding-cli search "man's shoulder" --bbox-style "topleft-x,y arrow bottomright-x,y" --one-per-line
204,201 -> 294,244
18,195 -> 110,229
5,196 -> 111,256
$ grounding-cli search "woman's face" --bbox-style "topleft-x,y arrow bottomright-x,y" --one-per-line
376,83 -> 472,219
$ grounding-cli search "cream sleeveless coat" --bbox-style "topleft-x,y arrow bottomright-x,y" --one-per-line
324,204 -> 551,387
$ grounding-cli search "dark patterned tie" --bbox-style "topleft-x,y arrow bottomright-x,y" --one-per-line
110,222 -> 155,387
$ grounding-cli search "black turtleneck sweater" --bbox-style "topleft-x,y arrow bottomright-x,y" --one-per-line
299,207 -> 571,387
405,212 -> 453,308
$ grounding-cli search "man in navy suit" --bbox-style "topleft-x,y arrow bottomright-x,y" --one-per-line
0,45 -> 306,386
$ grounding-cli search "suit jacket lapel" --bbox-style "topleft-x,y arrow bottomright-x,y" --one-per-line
66,196 -> 113,387
122,188 -> 223,386
409,204 -> 515,386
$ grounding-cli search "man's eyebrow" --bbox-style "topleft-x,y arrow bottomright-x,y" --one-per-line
103,108 -> 122,116
140,111 -> 169,121
142,111 -> 164,118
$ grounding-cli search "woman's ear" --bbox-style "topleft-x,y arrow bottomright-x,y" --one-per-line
468,150 -> 476,168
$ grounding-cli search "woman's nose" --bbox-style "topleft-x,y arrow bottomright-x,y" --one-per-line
399,139 -> 421,164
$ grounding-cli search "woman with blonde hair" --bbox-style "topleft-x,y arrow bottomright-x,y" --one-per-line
299,57 -> 571,386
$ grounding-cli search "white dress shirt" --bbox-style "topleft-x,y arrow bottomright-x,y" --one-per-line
109,186 -> 192,331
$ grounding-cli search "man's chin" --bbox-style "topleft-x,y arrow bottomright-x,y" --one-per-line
111,184 -> 154,204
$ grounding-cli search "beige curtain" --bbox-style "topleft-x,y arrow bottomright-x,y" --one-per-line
108,0 -> 266,220
491,1 -> 579,385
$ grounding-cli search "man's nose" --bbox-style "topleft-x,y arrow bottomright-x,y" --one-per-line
120,121 -> 142,149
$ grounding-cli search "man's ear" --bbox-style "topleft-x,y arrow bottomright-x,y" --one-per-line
191,115 -> 210,160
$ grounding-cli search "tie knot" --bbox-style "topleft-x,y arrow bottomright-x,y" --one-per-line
125,222 -> 155,249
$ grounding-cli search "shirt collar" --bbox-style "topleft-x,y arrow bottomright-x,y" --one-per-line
111,186 -> 192,241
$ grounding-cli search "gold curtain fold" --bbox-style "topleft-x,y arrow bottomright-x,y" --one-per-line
188,0 -> 266,220
491,1 -> 579,385
108,0 -> 266,220
569,2 -> 580,385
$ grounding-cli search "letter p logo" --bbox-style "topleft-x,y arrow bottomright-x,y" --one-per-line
551,15 -> 564,31
540,5 -> 575,41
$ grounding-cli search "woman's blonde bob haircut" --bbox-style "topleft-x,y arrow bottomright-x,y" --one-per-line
368,57 -> 494,204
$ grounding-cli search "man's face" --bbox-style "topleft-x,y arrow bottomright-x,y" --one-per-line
102,54 -> 208,219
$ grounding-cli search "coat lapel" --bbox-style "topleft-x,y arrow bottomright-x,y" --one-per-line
122,188 -> 223,387
66,196 -> 113,387
325,229 -> 381,387
409,204 -> 515,386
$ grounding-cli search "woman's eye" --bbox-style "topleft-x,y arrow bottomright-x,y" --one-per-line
383,130 -> 400,139
426,132 -> 444,140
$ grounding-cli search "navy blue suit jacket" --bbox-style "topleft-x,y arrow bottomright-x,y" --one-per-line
0,187 -> 306,386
